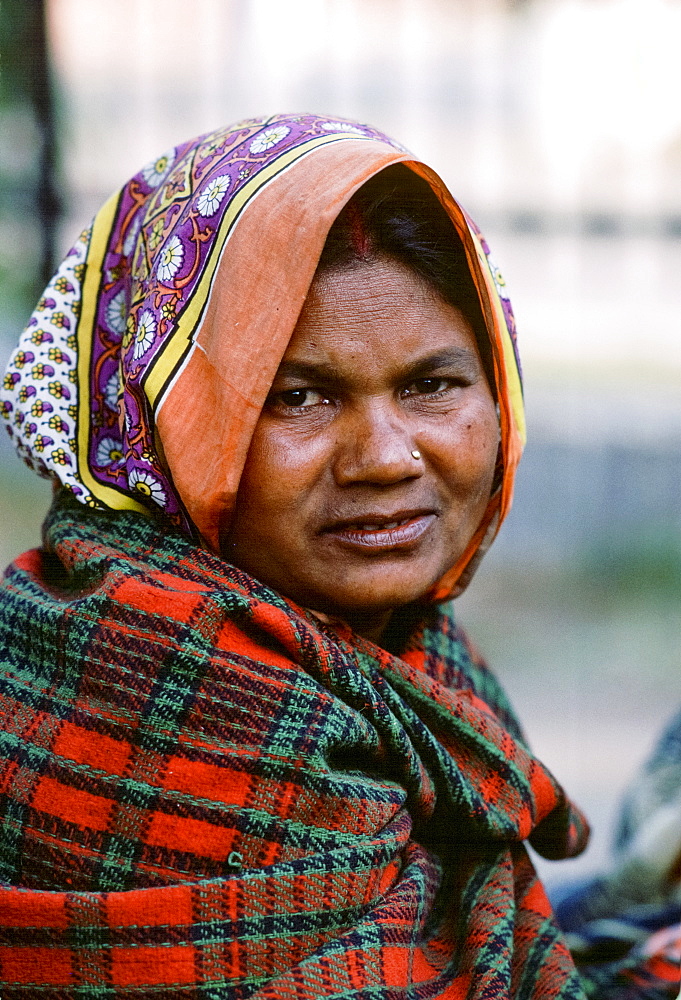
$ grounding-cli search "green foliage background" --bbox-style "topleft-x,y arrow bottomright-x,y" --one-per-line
0,0 -> 55,561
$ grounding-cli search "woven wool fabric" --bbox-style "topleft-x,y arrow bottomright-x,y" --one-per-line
0,494 -> 590,998
2,503 -> 680,997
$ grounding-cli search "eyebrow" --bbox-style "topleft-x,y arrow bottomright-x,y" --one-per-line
272,348 -> 482,386
399,348 -> 482,380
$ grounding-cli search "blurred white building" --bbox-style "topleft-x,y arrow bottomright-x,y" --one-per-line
44,0 -> 681,377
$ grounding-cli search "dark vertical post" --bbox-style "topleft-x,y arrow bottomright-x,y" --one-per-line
25,0 -> 61,286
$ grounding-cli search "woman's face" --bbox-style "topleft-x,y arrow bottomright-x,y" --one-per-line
224,257 -> 499,640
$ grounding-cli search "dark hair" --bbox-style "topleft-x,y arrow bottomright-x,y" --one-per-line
316,164 -> 493,387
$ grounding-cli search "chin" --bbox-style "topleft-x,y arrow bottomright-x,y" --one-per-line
312,575 -> 437,620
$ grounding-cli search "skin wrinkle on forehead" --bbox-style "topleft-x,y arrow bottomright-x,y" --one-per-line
271,266 -> 485,402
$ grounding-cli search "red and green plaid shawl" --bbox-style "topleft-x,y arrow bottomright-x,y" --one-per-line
0,494 -> 591,998
1,115 -> 677,998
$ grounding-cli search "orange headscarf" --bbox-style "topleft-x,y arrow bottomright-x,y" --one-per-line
0,113 -> 524,597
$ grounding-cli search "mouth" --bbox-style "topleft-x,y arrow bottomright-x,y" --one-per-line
321,510 -> 437,551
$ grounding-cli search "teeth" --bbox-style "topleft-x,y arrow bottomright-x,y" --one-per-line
349,520 -> 401,531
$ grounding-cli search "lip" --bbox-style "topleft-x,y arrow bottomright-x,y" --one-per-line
320,510 -> 437,551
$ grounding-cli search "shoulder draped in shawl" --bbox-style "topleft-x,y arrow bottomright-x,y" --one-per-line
0,495 -> 587,997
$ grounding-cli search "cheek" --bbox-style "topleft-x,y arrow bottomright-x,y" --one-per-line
469,411 -> 500,477
237,424 -> 326,517
437,405 -> 499,496
238,443 -> 288,517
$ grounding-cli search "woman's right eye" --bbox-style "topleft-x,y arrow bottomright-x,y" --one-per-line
271,388 -> 330,409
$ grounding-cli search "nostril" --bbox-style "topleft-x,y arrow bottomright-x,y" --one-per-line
335,438 -> 424,486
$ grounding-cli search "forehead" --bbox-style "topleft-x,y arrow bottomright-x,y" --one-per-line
281,258 -> 482,375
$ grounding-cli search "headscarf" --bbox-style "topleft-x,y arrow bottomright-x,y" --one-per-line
0,112 -> 524,598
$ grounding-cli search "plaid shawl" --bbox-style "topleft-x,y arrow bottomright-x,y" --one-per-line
0,494 -> 589,998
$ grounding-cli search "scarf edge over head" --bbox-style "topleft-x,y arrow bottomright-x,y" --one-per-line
0,112 -> 525,599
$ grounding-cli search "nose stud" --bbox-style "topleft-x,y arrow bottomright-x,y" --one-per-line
411,449 -> 421,460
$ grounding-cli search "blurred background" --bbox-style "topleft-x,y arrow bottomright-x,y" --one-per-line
1,0 -> 679,886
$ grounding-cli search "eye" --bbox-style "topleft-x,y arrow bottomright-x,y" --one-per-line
402,377 -> 453,397
270,387 -> 331,409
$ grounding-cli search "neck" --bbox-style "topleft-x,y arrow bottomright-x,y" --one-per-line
307,606 -> 393,647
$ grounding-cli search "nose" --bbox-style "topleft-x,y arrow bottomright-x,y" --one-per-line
332,400 -> 423,487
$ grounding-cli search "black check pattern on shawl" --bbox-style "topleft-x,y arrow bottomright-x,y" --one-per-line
0,493 -> 591,998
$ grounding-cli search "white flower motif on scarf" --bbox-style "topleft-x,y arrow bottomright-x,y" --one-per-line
95,436 -> 124,467
157,236 -> 184,283
249,126 -> 290,154
141,150 -> 175,189
197,174 -> 231,217
105,289 -> 127,335
321,122 -> 367,136
104,370 -> 121,410
0,224 -> 89,498
133,310 -> 157,359
129,468 -> 166,506
122,218 -> 141,257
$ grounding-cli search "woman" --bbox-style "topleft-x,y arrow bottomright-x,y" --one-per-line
0,114 -> 675,998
